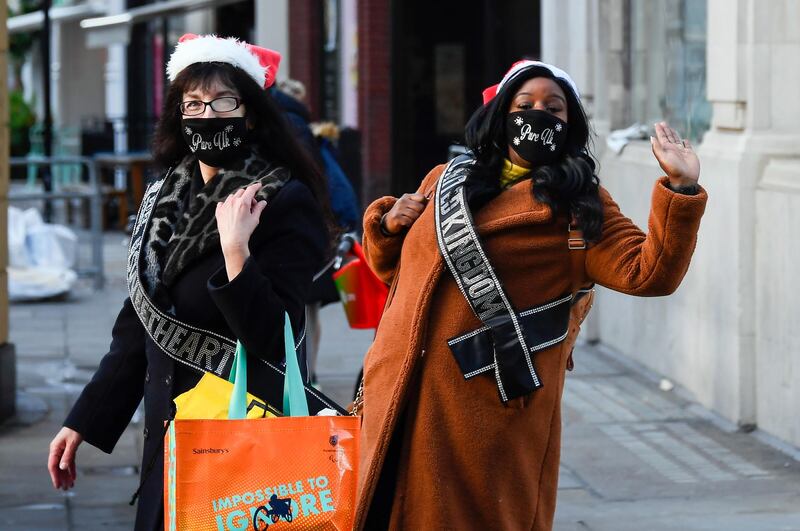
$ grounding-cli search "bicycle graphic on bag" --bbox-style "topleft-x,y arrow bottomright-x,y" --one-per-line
252,494 -> 294,530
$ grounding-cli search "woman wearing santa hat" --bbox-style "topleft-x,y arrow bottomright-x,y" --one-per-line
355,60 -> 707,529
47,34 -> 336,529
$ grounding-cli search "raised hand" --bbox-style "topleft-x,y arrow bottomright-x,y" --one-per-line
216,182 -> 267,253
650,122 -> 700,188
216,182 -> 267,280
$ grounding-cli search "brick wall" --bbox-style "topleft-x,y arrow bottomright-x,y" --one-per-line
288,0 -> 322,120
357,0 -> 392,202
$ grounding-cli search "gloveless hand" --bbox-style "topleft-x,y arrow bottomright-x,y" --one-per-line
216,182 -> 267,281
216,182 -> 267,254
382,192 -> 430,235
48,426 -> 83,491
650,122 -> 701,188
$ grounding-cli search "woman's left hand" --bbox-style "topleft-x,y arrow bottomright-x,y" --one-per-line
650,122 -> 700,188
216,182 -> 267,279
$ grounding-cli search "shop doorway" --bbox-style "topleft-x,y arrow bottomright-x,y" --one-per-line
390,0 -> 541,194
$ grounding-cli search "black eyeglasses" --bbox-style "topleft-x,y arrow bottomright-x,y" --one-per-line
179,96 -> 242,116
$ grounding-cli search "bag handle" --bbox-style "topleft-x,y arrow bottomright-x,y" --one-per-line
227,342 -> 248,419
227,311 -> 309,419
282,313 -> 310,416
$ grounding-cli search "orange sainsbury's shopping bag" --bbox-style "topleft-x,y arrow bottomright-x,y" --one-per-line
164,313 -> 359,530
164,416 -> 359,530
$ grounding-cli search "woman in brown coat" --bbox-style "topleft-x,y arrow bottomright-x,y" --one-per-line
355,61 -> 707,530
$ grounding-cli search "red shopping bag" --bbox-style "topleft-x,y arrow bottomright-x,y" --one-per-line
332,241 -> 388,329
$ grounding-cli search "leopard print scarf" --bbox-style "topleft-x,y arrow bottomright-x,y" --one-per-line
141,147 -> 291,307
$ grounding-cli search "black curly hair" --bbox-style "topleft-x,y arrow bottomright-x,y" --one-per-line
463,66 -> 604,242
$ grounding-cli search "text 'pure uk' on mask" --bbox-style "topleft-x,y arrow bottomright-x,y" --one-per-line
506,110 -> 569,166
182,117 -> 248,167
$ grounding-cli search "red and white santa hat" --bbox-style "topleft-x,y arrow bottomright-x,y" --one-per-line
166,33 -> 281,89
482,60 -> 580,105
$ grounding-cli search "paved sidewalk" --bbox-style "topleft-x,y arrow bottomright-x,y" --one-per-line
1,234 -> 799,530
0,234 -> 370,530
555,346 -> 800,530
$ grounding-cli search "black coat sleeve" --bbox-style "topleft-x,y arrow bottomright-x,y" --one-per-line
63,297 -> 147,454
207,180 -> 327,364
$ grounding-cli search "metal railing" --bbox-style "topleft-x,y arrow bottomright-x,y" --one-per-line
8,156 -> 104,289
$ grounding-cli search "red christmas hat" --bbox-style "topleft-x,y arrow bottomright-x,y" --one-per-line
167,33 -> 281,89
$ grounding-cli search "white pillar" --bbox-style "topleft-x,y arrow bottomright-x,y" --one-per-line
542,0 -> 621,133
540,0 -> 592,95
698,0 -> 800,429
339,0 -> 358,128
748,0 -> 800,447
706,0 -> 747,130
50,21 -> 61,127
255,0 -> 290,81
106,45 -> 127,153
103,0 -> 127,153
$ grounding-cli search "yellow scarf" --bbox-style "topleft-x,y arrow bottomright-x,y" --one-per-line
499,159 -> 531,188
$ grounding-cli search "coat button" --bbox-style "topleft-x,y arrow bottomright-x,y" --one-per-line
143,427 -> 149,439
165,375 -> 172,386
144,372 -> 150,383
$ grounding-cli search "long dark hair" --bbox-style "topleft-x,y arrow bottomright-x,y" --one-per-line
463,66 -> 603,242
152,62 -> 334,230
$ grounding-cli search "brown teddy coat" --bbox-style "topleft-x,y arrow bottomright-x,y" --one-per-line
355,164 -> 707,530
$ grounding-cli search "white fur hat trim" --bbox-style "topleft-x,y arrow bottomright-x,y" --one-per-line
166,35 -> 266,87
499,60 -> 580,100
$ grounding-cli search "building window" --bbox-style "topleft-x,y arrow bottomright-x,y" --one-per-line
630,0 -> 711,142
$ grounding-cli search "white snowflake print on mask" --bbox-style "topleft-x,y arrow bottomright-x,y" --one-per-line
506,110 -> 569,166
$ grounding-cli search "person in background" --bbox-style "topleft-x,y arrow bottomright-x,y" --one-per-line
273,79 -> 360,385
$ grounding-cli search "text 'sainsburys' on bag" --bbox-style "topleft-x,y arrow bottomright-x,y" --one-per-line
164,313 -> 359,530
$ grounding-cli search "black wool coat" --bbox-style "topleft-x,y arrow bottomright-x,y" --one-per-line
64,173 -> 327,530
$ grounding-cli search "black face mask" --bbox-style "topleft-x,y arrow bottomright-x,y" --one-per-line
181,117 -> 249,167
506,110 -> 569,166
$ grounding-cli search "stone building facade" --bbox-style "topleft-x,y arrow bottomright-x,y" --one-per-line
541,0 -> 800,449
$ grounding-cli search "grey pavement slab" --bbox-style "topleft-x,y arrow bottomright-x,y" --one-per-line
2,233 -> 799,530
